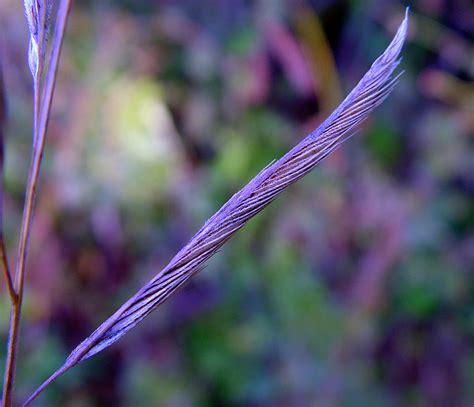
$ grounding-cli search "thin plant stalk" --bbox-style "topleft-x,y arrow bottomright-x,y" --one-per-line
1,1 -> 72,405
0,240 -> 15,304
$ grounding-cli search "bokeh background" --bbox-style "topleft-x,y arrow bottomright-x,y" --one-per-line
1,0 -> 473,405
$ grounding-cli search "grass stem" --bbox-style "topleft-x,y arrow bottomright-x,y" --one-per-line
1,1 -> 72,405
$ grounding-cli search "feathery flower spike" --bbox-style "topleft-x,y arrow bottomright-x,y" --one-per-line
25,8 -> 409,406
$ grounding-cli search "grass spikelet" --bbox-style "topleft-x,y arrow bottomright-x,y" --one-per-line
24,8 -> 410,406
24,0 -> 52,79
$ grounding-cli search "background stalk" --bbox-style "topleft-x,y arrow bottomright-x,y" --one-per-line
1,1 -> 72,405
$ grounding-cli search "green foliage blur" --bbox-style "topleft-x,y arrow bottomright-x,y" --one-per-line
1,0 -> 472,405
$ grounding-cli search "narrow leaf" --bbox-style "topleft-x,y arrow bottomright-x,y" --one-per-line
25,9 -> 409,405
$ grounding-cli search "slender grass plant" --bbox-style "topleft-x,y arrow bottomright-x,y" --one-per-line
0,3 -> 409,405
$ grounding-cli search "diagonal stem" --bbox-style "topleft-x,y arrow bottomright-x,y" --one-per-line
2,1 -> 72,405
24,8 -> 409,406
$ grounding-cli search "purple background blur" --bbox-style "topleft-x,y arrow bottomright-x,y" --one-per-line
1,0 -> 473,405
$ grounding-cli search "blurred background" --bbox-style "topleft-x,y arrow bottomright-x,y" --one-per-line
0,0 -> 473,405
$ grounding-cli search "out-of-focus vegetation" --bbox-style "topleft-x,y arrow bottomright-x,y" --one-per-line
1,0 -> 472,405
